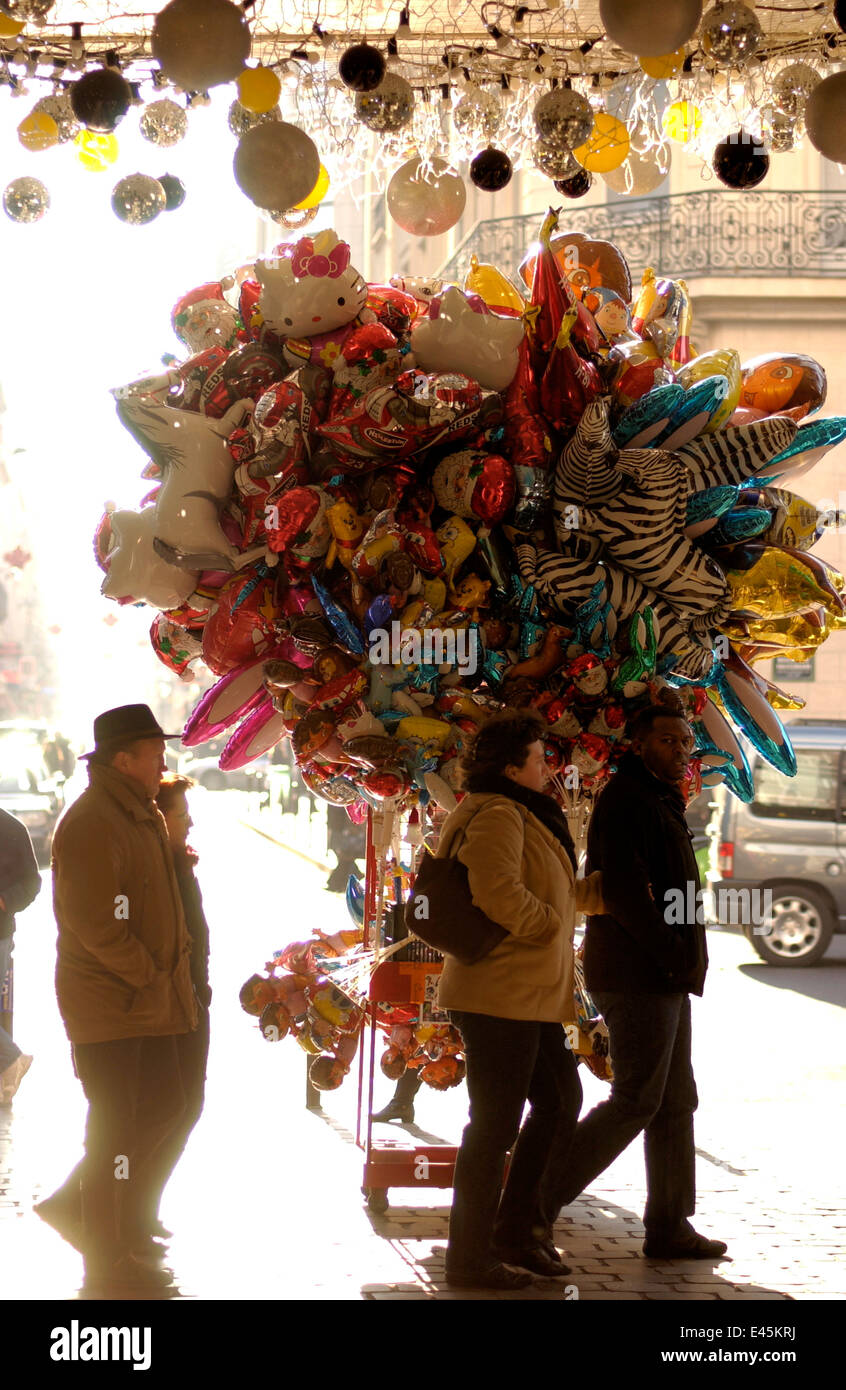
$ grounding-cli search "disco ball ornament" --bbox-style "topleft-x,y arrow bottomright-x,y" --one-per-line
386,156 -> 466,237
573,112 -> 630,172
140,98 -> 188,147
599,0 -> 702,57
453,88 -> 502,141
70,67 -> 132,133
237,65 -> 281,115
712,130 -> 769,188
532,142 -> 582,180
553,168 -> 593,198
772,63 -> 821,121
271,205 -> 319,230
158,173 -> 186,210
111,173 -> 167,225
233,122 -> 320,211
355,74 -> 414,133
33,93 -> 79,143
762,109 -> 795,154
152,0 -> 251,92
805,72 -> 846,163
533,88 -> 593,150
338,43 -> 386,93
701,3 -> 762,64
3,176 -> 49,223
469,146 -> 512,192
75,130 -> 119,171
17,110 -> 59,151
0,1 -> 56,19
228,100 -> 280,138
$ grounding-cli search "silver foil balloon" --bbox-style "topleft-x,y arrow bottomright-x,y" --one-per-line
139,98 -> 188,147
533,88 -> 594,150
701,3 -> 763,64
532,141 -> 582,180
1,1 -> 56,18
227,100 -> 281,138
772,63 -> 821,121
453,88 -> 502,141
32,93 -> 79,143
763,107 -> 796,153
3,177 -> 50,223
111,173 -> 167,225
355,74 -> 414,133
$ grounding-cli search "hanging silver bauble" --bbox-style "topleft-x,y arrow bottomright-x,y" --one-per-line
452,87 -> 502,141
32,93 -> 79,143
111,173 -> 167,225
139,98 -> 188,147
532,141 -> 582,180
270,204 -> 319,230
762,107 -> 796,153
701,3 -> 763,64
227,100 -> 281,138
3,176 -> 50,222
772,63 -> 821,121
0,1 -> 56,19
355,74 -> 414,133
533,88 -> 594,150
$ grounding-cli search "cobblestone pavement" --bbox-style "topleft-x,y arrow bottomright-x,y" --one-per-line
1,793 -> 844,1304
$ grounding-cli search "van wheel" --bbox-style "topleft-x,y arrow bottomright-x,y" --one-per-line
744,885 -> 834,966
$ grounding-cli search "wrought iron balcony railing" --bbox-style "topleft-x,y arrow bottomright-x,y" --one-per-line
438,190 -> 846,291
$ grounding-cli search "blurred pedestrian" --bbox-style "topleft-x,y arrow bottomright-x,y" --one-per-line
437,709 -> 603,1291
0,805 -> 40,1102
541,704 -> 727,1261
325,801 -> 365,893
39,704 -> 196,1297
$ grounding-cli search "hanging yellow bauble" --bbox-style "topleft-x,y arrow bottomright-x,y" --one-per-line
237,65 -> 282,115
662,100 -> 702,143
75,130 -> 120,172
294,163 -> 330,210
0,16 -> 26,37
639,49 -> 685,81
573,113 -> 630,172
18,111 -> 59,152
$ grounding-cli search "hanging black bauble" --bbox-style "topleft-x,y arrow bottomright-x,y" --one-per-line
338,43 -> 386,93
469,146 -> 513,192
158,173 -> 186,210
835,0 -> 846,33
553,168 -> 592,198
70,67 -> 132,133
713,130 -> 769,189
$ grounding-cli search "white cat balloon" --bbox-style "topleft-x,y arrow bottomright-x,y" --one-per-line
254,230 -> 370,346
100,507 -> 199,610
410,287 -> 524,392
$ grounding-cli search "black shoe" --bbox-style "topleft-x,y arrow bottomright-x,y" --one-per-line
643,1229 -> 728,1260
445,1262 -> 534,1291
493,1244 -> 571,1278
370,1099 -> 415,1124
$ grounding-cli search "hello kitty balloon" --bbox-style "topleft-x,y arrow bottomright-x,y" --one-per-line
254,230 -> 372,370
410,286 -> 524,392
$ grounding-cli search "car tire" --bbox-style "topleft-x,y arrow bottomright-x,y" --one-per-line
199,770 -> 227,791
743,883 -> 835,966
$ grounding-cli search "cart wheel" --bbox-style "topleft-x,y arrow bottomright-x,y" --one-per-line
364,1188 -> 389,1214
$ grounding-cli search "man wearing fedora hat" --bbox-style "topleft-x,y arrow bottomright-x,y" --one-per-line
41,704 -> 197,1296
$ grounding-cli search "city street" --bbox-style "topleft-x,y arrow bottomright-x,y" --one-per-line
1,788 -> 844,1305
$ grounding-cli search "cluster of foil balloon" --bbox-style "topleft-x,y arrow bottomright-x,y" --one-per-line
238,909 -> 466,1093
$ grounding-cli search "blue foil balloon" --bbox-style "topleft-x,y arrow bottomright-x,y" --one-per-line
312,575 -> 365,656
712,666 -> 796,778
655,376 -> 730,446
685,485 -> 738,527
757,416 -> 846,478
612,383 -> 684,446
709,507 -> 772,546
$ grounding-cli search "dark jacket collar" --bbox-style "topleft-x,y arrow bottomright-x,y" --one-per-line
88,763 -> 158,822
615,751 -> 687,813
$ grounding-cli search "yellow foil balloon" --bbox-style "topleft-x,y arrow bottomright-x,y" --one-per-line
464,253 -> 525,316
574,113 -> 630,172
75,130 -> 120,172
678,348 -> 741,432
726,550 -> 843,621
396,716 -> 453,750
0,16 -> 26,37
236,64 -> 282,115
662,101 -> 702,143
18,111 -> 59,152
294,163 -> 330,210
639,49 -> 685,80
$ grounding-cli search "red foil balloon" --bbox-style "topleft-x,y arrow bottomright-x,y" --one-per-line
432,450 -> 516,524
201,570 -> 282,676
504,337 -> 552,470
265,486 -> 331,567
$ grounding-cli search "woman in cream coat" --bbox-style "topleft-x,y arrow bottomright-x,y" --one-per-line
438,709 -> 603,1291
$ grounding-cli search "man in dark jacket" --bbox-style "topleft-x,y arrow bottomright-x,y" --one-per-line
0,806 -> 41,1101
543,705 -> 727,1260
